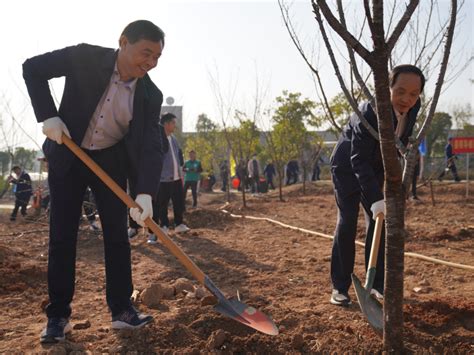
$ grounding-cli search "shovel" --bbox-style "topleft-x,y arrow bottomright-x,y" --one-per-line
351,213 -> 384,332
63,135 -> 278,336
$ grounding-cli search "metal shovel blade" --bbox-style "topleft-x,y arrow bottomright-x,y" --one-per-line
352,273 -> 383,332
205,277 -> 279,336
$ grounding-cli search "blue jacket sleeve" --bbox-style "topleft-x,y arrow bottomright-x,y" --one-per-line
350,108 -> 384,205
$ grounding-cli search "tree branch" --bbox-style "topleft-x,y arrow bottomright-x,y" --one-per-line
278,0 -> 341,132
387,0 -> 420,52
314,0 -> 373,64
313,0 -> 379,140
337,0 -> 375,105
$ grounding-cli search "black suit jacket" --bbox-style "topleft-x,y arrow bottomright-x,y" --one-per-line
330,100 -> 420,204
23,43 -> 167,198
13,172 -> 32,199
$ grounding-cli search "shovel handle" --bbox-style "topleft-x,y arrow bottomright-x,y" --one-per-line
62,135 -> 206,284
367,213 -> 384,269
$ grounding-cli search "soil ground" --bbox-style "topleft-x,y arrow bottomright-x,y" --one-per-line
0,181 -> 473,353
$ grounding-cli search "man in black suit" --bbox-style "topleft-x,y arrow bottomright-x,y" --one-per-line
23,20 -> 167,343
329,65 -> 425,306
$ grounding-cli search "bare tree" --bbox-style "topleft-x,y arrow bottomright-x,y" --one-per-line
313,0 -> 458,350
278,0 -> 459,350
208,65 -> 268,207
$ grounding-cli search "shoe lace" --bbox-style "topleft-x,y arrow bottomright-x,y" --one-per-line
118,310 -> 137,323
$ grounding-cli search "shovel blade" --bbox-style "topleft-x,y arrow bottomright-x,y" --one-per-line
204,276 -> 278,335
352,274 -> 383,332
214,297 -> 279,335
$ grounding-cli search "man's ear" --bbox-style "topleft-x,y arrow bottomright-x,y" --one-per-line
119,35 -> 128,49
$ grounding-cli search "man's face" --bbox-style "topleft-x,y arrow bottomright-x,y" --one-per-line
12,168 -> 20,176
118,36 -> 163,81
164,118 -> 177,135
189,151 -> 196,160
390,73 -> 422,114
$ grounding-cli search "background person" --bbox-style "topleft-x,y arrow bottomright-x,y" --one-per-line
8,165 -> 32,221
183,150 -> 203,208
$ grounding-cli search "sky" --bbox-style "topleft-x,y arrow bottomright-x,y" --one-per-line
0,0 -> 473,150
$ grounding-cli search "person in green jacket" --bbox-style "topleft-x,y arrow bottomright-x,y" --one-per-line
183,150 -> 203,208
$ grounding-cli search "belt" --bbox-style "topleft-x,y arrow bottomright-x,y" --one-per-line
82,145 -> 117,156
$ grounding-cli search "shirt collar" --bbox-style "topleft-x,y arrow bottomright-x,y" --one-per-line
113,62 -> 138,90
394,110 -> 407,121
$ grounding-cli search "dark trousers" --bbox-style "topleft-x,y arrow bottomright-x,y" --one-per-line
411,163 -> 420,197
286,172 -> 297,185
11,196 -> 30,218
267,177 -> 275,189
46,144 -> 132,318
331,179 -> 385,293
312,165 -> 321,181
83,189 -> 96,222
157,180 -> 184,227
250,176 -> 259,193
438,162 -> 460,181
184,180 -> 198,207
221,175 -> 228,191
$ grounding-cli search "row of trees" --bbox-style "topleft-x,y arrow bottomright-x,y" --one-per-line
181,91 -> 470,203
0,147 -> 37,176
183,90 -> 322,205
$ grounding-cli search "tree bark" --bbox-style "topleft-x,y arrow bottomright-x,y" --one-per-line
372,63 -> 406,352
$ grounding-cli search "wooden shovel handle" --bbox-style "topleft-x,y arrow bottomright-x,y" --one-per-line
62,135 -> 206,284
367,213 -> 384,269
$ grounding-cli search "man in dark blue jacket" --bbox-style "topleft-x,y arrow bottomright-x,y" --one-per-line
264,161 -> 276,190
438,137 -> 461,182
286,160 -> 299,185
23,20 -> 167,342
9,166 -> 32,221
329,65 -> 425,306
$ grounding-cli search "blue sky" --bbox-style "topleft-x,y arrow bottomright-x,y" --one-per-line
1,0 -> 472,150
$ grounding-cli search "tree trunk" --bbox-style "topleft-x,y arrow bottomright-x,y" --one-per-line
241,175 -> 247,208
372,60 -> 406,353
277,167 -> 284,202
302,165 -> 307,194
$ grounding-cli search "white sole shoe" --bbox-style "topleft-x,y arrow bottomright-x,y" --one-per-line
40,322 -> 72,343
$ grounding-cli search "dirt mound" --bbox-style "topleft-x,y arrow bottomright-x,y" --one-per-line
0,244 -> 47,295
405,299 -> 474,333
185,208 -> 235,230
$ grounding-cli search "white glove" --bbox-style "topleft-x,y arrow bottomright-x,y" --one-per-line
370,199 -> 385,220
42,116 -> 71,144
130,194 -> 153,227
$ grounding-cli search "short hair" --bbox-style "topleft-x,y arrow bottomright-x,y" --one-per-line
121,20 -> 165,46
189,150 -> 196,154
161,112 -> 177,124
389,64 -> 425,92
12,165 -> 21,171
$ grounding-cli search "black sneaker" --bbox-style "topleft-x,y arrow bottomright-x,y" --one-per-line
111,308 -> 153,329
40,317 -> 72,343
330,289 -> 352,306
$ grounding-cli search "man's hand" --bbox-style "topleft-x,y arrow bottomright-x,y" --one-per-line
129,194 -> 153,227
370,199 -> 385,220
42,116 -> 71,144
